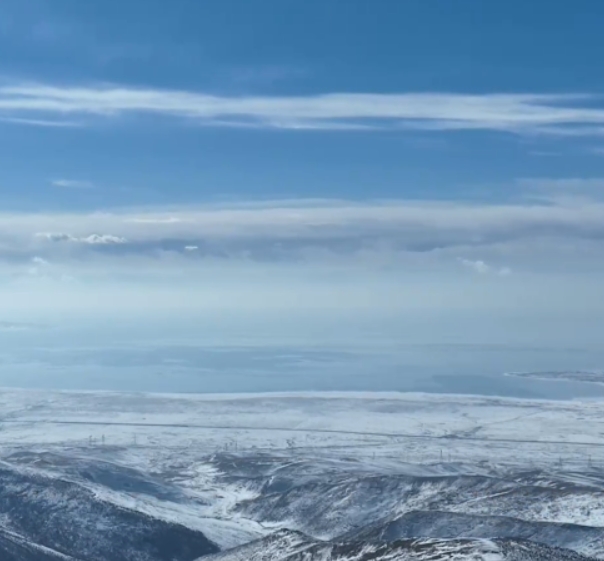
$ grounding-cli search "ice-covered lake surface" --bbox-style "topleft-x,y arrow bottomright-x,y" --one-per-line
1,341 -> 604,399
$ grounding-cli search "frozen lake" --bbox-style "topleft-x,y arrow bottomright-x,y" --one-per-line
1,338 -> 604,399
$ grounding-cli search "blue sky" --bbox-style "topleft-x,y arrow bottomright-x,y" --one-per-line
2,0 -> 604,364
1,0 -> 604,209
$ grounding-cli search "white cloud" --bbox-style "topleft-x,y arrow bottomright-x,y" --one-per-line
0,321 -> 45,332
35,232 -> 126,244
0,116 -> 82,128
51,179 -> 94,189
31,256 -> 50,266
80,234 -> 127,244
459,259 -> 512,276
126,216 -> 186,224
460,259 -> 491,274
0,83 -> 604,134
518,177 -> 604,198
28,255 -> 51,277
35,232 -> 78,243
184,245 -> 198,251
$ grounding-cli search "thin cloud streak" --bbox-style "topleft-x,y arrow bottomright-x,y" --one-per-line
0,83 -> 604,133
35,232 -> 127,244
0,115 -> 83,127
0,321 -> 47,332
51,179 -> 95,189
10,197 -> 604,244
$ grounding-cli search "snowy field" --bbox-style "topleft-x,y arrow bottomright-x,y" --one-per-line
1,389 -> 604,470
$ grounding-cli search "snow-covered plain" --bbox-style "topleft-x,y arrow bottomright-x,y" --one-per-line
1,389 -> 603,466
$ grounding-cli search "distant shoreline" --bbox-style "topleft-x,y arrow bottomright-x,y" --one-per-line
505,371 -> 604,386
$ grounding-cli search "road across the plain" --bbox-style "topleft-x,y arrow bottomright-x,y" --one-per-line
1,418 -> 603,449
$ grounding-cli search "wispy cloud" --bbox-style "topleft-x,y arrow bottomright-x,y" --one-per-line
125,216 -> 186,224
0,116 -> 82,128
459,258 -> 511,276
460,258 -> 491,274
28,255 -> 50,277
0,83 -> 604,134
0,321 -> 46,332
36,232 -> 126,244
51,179 -> 94,189
517,177 -> 604,202
227,65 -> 308,85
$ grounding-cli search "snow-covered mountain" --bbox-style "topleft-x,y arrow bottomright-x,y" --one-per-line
203,530 -> 598,561
346,511 -> 604,558
204,454 -> 604,544
4,450 -> 603,560
0,461 -> 219,561
0,527 -> 81,561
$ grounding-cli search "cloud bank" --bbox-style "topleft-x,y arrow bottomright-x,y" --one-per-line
1,83 -> 604,134
0,192 -> 601,275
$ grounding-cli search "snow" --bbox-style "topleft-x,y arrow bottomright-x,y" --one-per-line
1,389 -> 604,470
201,535 -> 530,561
2,389 -> 604,554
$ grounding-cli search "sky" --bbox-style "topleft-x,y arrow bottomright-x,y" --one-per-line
2,1 -> 604,390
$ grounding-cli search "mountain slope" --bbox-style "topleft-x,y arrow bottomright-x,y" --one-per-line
231,461 -> 604,539
343,510 -> 604,558
202,530 -> 319,560
287,539 -> 598,561
0,527 -> 81,561
204,531 -> 598,561
0,462 -> 219,561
